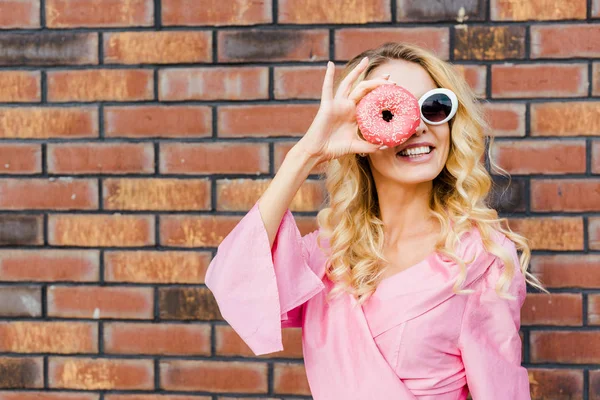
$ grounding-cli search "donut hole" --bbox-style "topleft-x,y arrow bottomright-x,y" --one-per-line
381,109 -> 394,122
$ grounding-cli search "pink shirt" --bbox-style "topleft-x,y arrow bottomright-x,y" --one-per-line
205,201 -> 531,399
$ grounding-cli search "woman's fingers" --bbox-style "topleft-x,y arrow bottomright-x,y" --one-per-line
335,56 -> 369,99
321,61 -> 335,103
348,78 -> 396,104
349,138 -> 385,155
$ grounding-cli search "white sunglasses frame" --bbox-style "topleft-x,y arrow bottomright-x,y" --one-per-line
417,88 -> 458,126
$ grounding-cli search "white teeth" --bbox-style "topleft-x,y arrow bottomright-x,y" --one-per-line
398,146 -> 431,156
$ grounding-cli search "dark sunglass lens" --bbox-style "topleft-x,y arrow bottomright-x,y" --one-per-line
421,93 -> 452,122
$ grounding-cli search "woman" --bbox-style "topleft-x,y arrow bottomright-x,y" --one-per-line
205,42 -> 547,399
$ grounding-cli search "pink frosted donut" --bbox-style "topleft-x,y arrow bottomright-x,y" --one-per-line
356,84 -> 420,148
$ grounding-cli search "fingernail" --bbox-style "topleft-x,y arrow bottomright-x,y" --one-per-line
327,61 -> 332,68
383,74 -> 390,79
362,56 -> 368,63
379,145 -> 388,150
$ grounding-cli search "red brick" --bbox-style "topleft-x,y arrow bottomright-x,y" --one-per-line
46,0 -> 153,27
217,179 -> 325,211
160,360 -> 268,392
0,357 -> 43,388
589,295 -> 600,325
105,250 -> 210,283
0,144 -> 41,174
162,0 -> 272,26
454,25 -> 525,60
0,250 -> 99,282
594,63 -> 600,96
528,368 -> 583,399
0,215 -> 43,246
0,322 -> 97,353
47,69 -> 153,102
48,142 -> 154,174
274,141 -> 325,175
0,33 -> 98,66
0,287 -> 41,317
490,139 -> 586,174
160,142 -> 269,174
104,31 -> 212,64
0,0 -> 39,28
0,71 -> 41,102
521,293 -> 582,326
0,107 -> 98,139
591,370 -> 600,400
159,67 -> 268,101
453,64 -> 486,98
105,105 -> 211,138
590,217 -> 600,250
218,29 -> 328,62
273,65 -> 343,100
215,325 -> 303,358
279,0 -> 390,23
0,393 -> 98,400
48,286 -> 153,319
103,178 -> 210,211
491,0 -> 586,21
335,27 -> 449,61
218,104 -> 318,137
105,396 -> 209,400
48,214 -> 155,247
593,140 -> 600,173
532,102 -> 600,136
104,323 -> 210,355
531,25 -> 600,59
49,358 -> 153,390
0,178 -> 97,210
530,254 -> 600,289
273,363 -> 310,395
397,0 -> 485,22
492,63 -> 588,98
482,103 -> 526,137
531,332 -> 600,363
507,217 -> 584,250
531,179 -> 600,212
159,287 -> 221,320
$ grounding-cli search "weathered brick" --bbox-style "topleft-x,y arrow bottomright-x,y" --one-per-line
0,357 -> 43,388
335,27 -> 449,61
529,254 -> 600,288
488,175 -> 526,213
532,25 -> 600,59
46,0 -> 153,28
105,251 -> 210,283
0,32 -> 98,66
159,287 -> 222,320
531,179 -> 600,212
0,393 -> 99,400
531,102 -> 600,136
47,69 -> 154,102
160,142 -> 269,175
48,214 -> 155,247
594,140 -> 600,174
217,179 -> 325,211
215,325 -> 303,358
104,31 -> 212,64
0,107 -> 98,139
0,144 -> 41,174
218,29 -> 328,62
104,323 -> 211,355
279,0 -> 390,23
453,64 -> 486,97
0,178 -> 97,210
0,250 -> 99,282
104,396 -> 209,400
0,322 -> 97,353
49,358 -> 153,390
162,0 -> 272,26
397,0 -> 485,21
48,143 -> 154,175
492,63 -> 588,98
105,105 -> 211,138
595,0 -> 600,18
507,217 -> 584,250
48,286 -> 153,319
454,25 -> 525,60
490,139 -> 586,174
590,217 -> 600,250
521,293 -> 582,326
528,368 -> 583,399
274,141 -> 326,175
0,71 -> 41,102
0,0 -> 39,28
589,295 -> 600,325
594,63 -> 600,96
0,215 -> 43,246
531,332 -> 600,363
160,360 -> 268,392
0,286 -> 41,317
159,67 -> 268,101
491,0 -> 586,21
591,370 -> 600,400
482,103 -> 526,137
218,104 -> 318,137
273,363 -> 310,396
103,178 -> 210,211
274,65 -> 344,100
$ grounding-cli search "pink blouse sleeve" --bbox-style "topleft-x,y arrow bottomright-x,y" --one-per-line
458,238 -> 531,399
204,200 -> 326,356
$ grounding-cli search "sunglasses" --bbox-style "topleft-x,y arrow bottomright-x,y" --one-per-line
418,88 -> 458,125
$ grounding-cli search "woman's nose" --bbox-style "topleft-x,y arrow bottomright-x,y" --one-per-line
413,118 -> 428,136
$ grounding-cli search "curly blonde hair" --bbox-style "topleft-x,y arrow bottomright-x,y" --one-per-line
314,42 -> 547,306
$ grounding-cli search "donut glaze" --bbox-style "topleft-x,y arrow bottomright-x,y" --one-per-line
356,85 -> 420,148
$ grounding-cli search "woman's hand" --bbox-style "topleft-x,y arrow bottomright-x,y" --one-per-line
295,57 -> 396,163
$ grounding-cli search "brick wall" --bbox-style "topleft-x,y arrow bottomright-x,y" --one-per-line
0,0 -> 598,398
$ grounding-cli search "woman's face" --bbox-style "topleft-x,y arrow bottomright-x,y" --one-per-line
364,59 -> 451,186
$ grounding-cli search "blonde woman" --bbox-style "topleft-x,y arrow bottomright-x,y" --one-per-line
205,42 -> 546,399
